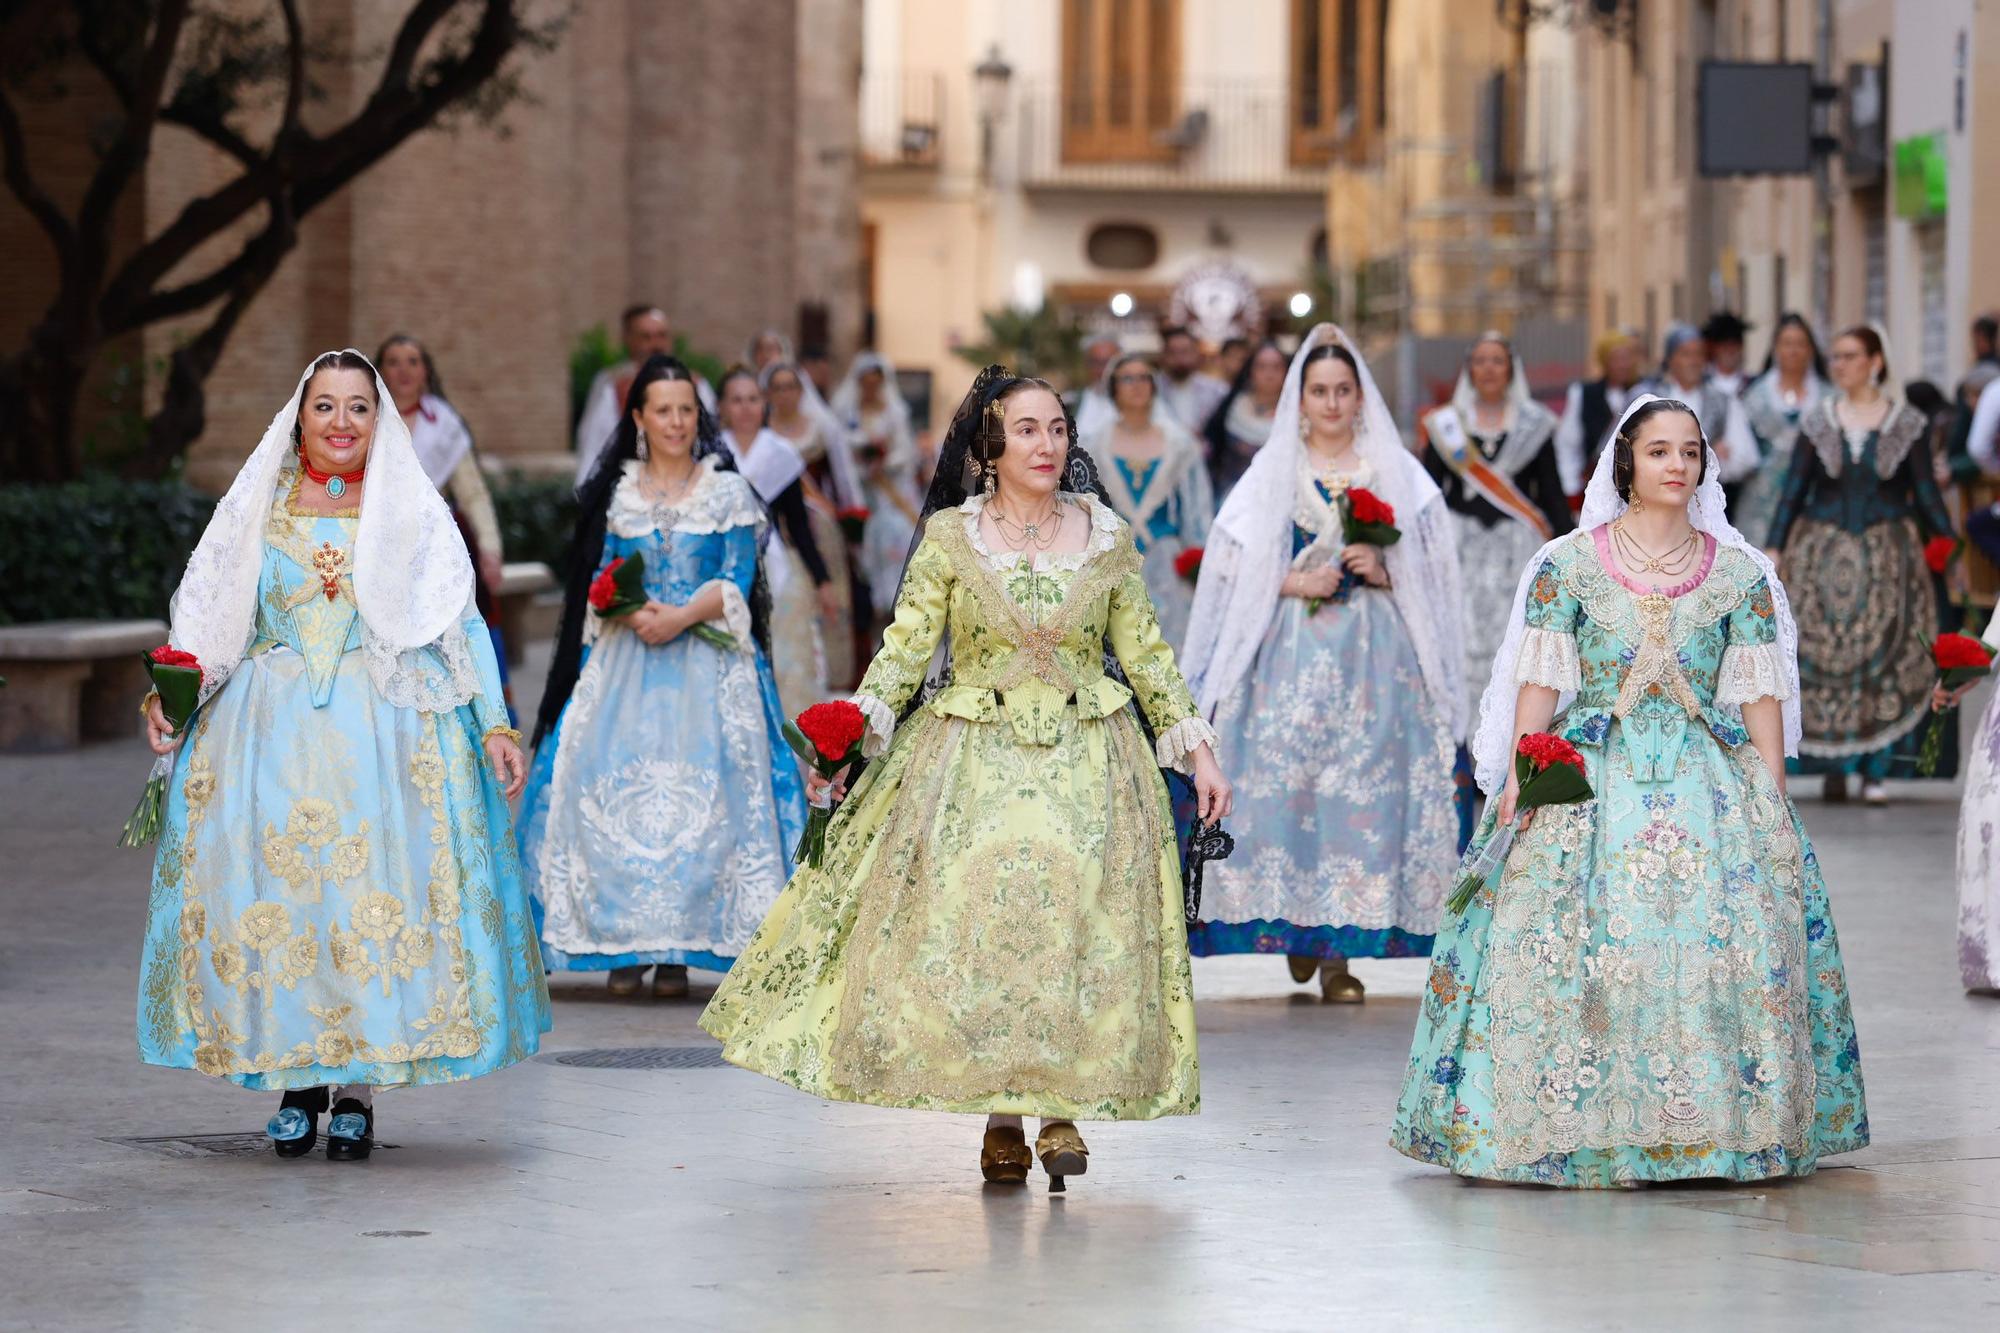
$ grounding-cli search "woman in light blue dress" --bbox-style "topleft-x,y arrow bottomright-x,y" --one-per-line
1734,313 -> 1828,547
137,350 -> 549,1161
1181,326 -> 1470,1001
520,356 -> 807,1000
1082,351 -> 1214,651
1391,395 -> 1868,1186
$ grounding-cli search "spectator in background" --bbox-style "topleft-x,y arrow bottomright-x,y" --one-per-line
573,305 -> 714,485
1217,336 -> 1251,385
1203,340 -> 1287,499
1071,333 -> 1122,439
1945,314 -> 2000,484
1963,377 -> 2000,568
1553,327 -> 1642,496
1702,311 -> 1753,398
1157,325 -> 1230,437
1639,322 -> 1758,500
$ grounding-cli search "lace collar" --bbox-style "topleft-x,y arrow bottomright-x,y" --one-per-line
959,491 -> 1121,573
607,455 -> 764,538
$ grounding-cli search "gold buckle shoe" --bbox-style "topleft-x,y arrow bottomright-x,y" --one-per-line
980,1126 -> 1031,1185
1320,958 -> 1365,1004
1035,1120 -> 1090,1193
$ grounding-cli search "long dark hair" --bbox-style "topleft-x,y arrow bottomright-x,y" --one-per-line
1610,398 -> 1707,502
1758,312 -> 1829,381
1202,338 -> 1284,459
533,355 -> 768,747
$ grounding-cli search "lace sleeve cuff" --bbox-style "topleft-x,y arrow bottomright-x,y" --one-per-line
1155,715 -> 1219,775
1514,626 -> 1582,691
853,693 -> 896,758
705,580 -> 755,649
1715,641 -> 1793,706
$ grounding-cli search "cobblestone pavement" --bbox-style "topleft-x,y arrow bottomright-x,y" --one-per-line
3,666 -> 1997,1330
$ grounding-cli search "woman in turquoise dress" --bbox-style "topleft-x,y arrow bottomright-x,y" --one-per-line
520,356 -> 807,1000
137,350 -> 550,1161
1180,326 -> 1470,1002
1391,395 -> 1868,1187
1082,351 -> 1214,650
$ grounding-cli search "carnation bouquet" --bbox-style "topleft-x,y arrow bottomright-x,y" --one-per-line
590,552 -> 738,651
1917,631 -> 1996,776
837,506 -> 871,543
1446,732 -> 1594,914
1173,546 -> 1203,584
781,700 -> 869,868
119,646 -> 206,847
1307,487 -> 1401,615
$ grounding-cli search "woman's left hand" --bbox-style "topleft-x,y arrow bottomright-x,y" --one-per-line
1340,544 -> 1389,588
479,550 -> 504,592
628,601 -> 685,645
485,733 -> 527,800
1190,744 -> 1233,824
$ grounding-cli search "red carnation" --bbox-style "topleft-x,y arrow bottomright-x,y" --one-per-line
1925,536 -> 1959,576
795,699 -> 868,763
1173,546 -> 1204,582
147,645 -> 202,682
1934,633 -> 1994,673
1516,731 -> 1585,773
1347,488 -> 1396,527
587,557 -> 624,611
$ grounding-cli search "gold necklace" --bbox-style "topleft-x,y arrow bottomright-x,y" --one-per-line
639,459 -> 699,506
989,496 -> 1064,551
1611,518 -> 1701,576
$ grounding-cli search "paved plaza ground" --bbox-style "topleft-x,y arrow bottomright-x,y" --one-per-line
3,663 -> 1998,1330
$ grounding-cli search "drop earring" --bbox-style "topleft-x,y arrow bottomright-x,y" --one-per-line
636,430 -> 649,461
981,460 -> 997,495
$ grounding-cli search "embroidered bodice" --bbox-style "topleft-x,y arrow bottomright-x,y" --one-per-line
1766,400 -> 1951,548
853,493 -> 1209,759
593,459 -> 765,642
1112,457 -> 1179,547
1515,530 -> 1791,781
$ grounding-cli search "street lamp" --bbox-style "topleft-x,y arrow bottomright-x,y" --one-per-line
1289,292 -> 1314,318
1110,292 -> 1135,318
974,44 -> 1014,181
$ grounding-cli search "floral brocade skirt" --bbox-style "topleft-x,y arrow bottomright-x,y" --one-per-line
1958,685 -> 2000,990
137,651 -> 550,1090
1390,722 -> 1868,1186
699,705 -> 1200,1120
1188,589 -> 1459,960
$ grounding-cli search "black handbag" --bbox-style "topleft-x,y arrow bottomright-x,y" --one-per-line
1181,820 -> 1235,924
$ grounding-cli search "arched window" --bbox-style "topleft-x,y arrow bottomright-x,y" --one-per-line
1086,223 -> 1162,271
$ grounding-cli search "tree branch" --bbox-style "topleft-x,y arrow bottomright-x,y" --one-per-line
0,82 -> 74,257
112,203 -> 295,331
76,0 -> 192,248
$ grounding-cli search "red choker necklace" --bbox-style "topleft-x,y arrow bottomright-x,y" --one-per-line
299,452 -> 365,499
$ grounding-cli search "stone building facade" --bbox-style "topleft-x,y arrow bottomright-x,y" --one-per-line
3,0 -> 863,489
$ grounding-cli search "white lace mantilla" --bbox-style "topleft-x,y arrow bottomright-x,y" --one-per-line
607,456 -> 768,540
958,491 -> 1122,572
1513,625 -> 1582,692
853,693 -> 897,757
1715,640 -> 1795,707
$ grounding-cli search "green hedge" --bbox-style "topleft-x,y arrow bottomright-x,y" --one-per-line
0,472 -> 583,626
0,478 -> 218,626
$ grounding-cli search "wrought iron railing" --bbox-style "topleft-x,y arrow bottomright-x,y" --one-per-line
860,72 -> 948,170
1014,78 -> 1331,193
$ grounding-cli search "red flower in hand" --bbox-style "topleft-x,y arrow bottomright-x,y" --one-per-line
1516,731 -> 1585,774
1924,536 -> 1959,575
1347,488 -> 1396,527
148,646 -> 202,682
1934,633 -> 1994,672
587,558 -> 625,611
796,699 -> 868,763
1173,546 -> 1204,581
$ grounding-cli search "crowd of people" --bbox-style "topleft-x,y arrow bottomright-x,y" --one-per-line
126,295 -> 2000,1190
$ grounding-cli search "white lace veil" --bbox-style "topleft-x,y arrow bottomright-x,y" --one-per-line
1468,392 -> 1803,794
1181,323 -> 1469,735
751,331 -> 862,506
1445,331 -> 1555,448
169,351 -> 477,710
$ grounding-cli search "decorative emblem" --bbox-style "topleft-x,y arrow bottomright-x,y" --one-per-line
311,542 -> 350,602
1169,260 -> 1265,347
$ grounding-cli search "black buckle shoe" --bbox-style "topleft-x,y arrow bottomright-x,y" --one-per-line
269,1086 -> 328,1159
325,1098 -> 375,1162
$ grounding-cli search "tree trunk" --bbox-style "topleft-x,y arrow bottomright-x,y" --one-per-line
0,336 -> 89,484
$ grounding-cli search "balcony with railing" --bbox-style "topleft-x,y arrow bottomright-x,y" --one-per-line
860,72 -> 949,172
1014,78 -> 1331,195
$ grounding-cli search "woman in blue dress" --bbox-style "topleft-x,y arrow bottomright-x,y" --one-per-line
1181,326 -> 1470,1002
137,350 -> 549,1161
1733,313 -> 1828,547
1082,350 -> 1214,650
1391,395 -> 1868,1187
520,356 -> 807,1000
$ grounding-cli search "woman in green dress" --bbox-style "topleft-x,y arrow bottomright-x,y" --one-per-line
701,368 -> 1232,1191
1391,395 -> 1868,1186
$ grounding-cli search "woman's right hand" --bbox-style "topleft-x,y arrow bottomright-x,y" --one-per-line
805,765 -> 851,807
628,601 -> 684,646
1495,771 -> 1531,830
1934,680 -> 1978,712
144,696 -> 180,755
1286,565 -> 1345,600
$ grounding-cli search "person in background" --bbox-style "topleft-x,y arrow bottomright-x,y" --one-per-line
1944,314 -> 2000,484
1639,323 -> 1758,501
574,305 -> 715,485
1766,325 -> 1955,805
832,352 -> 924,627
1734,313 -> 1829,547
1071,334 -> 1123,440
1157,325 -> 1230,438
1217,336 -> 1251,385
1702,311 -> 1752,398
1203,340 -> 1287,500
1553,328 -> 1642,497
